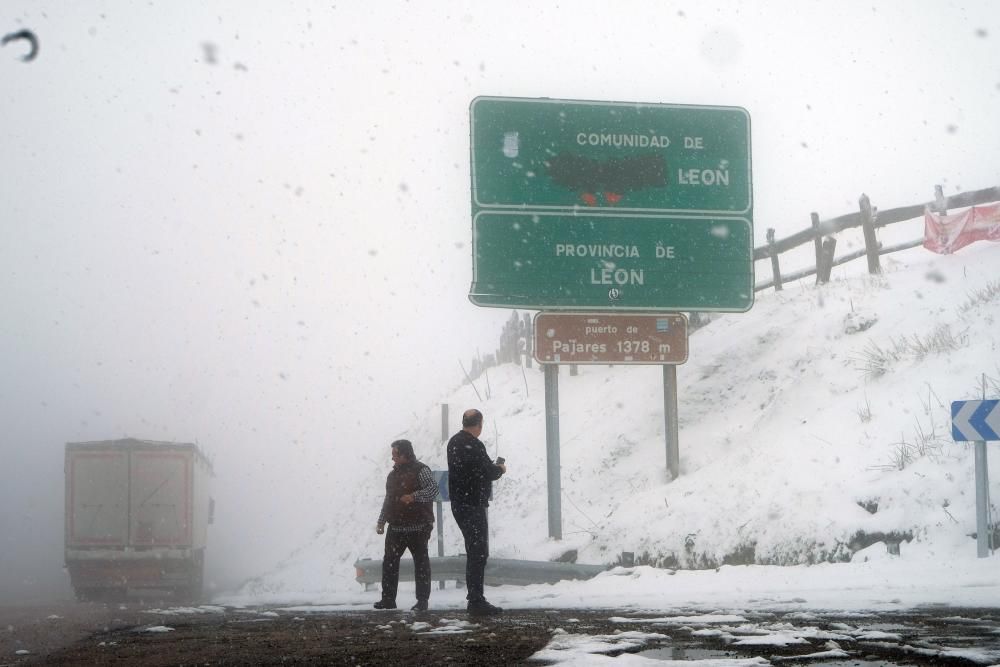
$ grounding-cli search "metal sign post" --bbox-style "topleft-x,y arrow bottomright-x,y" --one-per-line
544,364 -> 562,540
974,441 -> 991,558
951,398 -> 998,557
663,365 -> 680,480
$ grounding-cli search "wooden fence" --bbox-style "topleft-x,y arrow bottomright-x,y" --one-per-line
463,310 -> 529,384
756,184 -> 1000,292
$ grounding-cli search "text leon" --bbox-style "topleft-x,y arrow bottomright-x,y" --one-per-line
553,243 -> 675,286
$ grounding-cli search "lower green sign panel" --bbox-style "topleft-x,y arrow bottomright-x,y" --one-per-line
469,211 -> 753,311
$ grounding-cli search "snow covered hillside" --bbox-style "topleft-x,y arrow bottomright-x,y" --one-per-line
234,242 -> 999,601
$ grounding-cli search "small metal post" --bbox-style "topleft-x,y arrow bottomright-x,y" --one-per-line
436,500 -> 445,588
544,364 -> 562,540
441,404 -> 449,443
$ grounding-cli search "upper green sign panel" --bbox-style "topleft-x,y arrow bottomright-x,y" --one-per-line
470,97 -> 751,216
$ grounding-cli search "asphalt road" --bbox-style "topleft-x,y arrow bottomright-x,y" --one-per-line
3,600 -> 999,665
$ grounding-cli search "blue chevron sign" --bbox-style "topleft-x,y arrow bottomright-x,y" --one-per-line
951,399 -> 1000,441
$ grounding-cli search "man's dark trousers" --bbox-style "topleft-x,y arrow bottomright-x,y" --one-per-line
451,503 -> 489,602
381,527 -> 431,603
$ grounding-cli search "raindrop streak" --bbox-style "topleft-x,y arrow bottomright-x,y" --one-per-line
1,29 -> 39,61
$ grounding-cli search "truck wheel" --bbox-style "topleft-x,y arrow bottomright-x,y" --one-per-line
179,550 -> 205,604
176,582 -> 202,605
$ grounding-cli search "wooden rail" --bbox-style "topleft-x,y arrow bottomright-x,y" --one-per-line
755,185 -> 1000,292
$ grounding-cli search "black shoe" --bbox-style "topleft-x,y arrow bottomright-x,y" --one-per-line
373,599 -> 396,610
411,601 -> 428,612
467,599 -> 502,616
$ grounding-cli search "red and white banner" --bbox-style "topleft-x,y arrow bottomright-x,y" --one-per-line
924,202 -> 1000,254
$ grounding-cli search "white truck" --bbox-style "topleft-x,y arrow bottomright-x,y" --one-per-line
65,438 -> 213,601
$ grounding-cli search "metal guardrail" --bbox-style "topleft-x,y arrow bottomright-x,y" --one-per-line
354,556 -> 610,588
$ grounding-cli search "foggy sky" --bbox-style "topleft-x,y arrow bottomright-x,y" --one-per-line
1,1 -> 997,601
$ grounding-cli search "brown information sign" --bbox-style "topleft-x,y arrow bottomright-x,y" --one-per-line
534,313 -> 688,365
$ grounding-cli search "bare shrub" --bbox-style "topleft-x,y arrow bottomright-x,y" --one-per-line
958,280 -> 1000,313
854,325 -> 967,379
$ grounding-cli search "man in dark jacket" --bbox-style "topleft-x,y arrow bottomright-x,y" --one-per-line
447,409 -> 506,616
374,439 -> 438,611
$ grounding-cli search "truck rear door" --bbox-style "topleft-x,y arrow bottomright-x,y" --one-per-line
66,448 -> 129,547
129,449 -> 192,547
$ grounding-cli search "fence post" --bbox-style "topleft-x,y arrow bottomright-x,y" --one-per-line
766,228 -> 783,291
859,194 -> 881,274
817,237 -> 837,283
934,184 -> 947,215
811,213 -> 822,284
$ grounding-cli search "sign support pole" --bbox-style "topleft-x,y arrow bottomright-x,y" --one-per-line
544,363 -> 562,539
952,384 -> 997,558
663,365 -> 679,480
441,404 -> 449,443
974,440 -> 991,557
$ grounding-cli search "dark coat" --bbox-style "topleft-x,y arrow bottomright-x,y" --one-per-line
384,460 -> 434,526
446,430 -> 503,506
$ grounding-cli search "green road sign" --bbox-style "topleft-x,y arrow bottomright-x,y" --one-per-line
470,96 -> 751,215
468,96 -> 753,311
470,211 -> 753,311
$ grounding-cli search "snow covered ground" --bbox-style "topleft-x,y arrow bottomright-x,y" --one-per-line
218,239 -> 1000,633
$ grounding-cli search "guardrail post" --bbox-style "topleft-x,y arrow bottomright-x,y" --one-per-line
766,228 -> 783,291
859,194 -> 881,274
